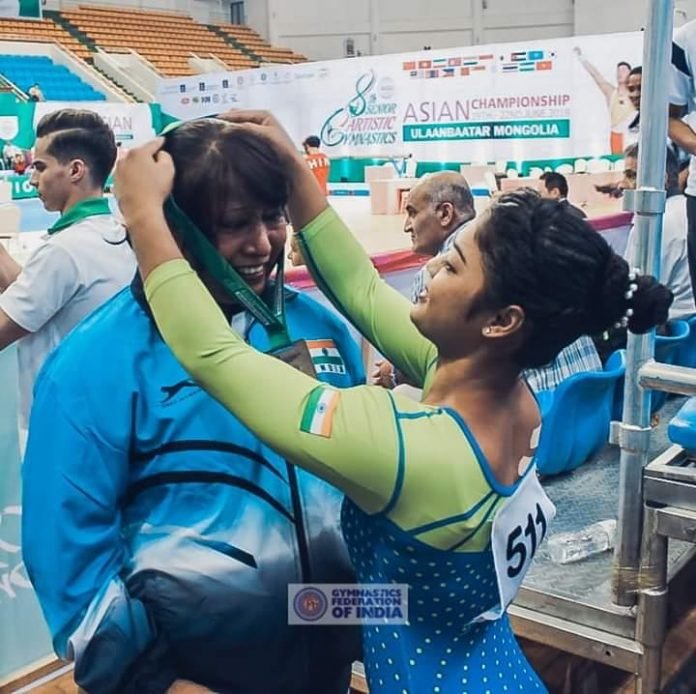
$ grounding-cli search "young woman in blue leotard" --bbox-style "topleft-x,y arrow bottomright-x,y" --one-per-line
114,112 -> 672,693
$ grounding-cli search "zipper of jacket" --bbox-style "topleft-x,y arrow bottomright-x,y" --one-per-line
245,311 -> 313,583
285,462 -> 312,583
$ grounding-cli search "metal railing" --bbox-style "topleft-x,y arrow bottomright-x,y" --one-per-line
612,0 -> 676,608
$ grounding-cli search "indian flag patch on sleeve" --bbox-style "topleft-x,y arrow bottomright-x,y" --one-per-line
301,387 -> 340,438
306,339 -> 346,375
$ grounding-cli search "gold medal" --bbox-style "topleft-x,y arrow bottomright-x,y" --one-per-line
271,340 -> 316,377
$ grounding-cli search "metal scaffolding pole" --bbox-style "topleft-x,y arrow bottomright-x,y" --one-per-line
612,0 -> 674,607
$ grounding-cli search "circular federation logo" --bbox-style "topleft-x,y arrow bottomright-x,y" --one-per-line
293,586 -> 328,622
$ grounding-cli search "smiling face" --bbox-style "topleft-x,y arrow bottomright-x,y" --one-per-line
627,71 -> 642,110
212,198 -> 287,298
164,120 -> 291,308
410,213 -> 525,359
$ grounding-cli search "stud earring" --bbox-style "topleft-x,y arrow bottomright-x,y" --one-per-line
484,327 -> 492,335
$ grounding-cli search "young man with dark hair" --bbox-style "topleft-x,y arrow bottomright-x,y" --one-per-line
621,144 -> 694,319
622,66 -> 642,148
0,108 -> 134,428
669,19 -> 696,294
302,134 -> 330,195
539,171 -> 587,218
627,66 -> 642,111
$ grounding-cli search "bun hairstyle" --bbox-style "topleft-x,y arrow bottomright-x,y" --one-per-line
591,254 -> 672,335
474,189 -> 673,369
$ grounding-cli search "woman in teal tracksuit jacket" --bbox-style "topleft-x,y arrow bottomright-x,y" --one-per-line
21,120 -> 364,694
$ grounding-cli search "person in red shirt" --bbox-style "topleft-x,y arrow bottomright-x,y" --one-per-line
12,152 -> 28,175
302,135 -> 330,195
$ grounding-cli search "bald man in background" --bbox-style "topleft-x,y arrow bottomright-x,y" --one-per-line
373,172 -> 475,387
402,171 -> 476,300
374,171 -> 603,393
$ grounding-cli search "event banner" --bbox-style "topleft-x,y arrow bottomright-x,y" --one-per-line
6,173 -> 115,200
158,31 -> 643,162
33,102 -> 157,147
0,101 -> 164,151
0,0 -> 41,19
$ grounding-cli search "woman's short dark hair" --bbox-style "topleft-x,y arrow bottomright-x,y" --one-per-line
162,119 -> 290,241
36,109 -> 116,188
473,189 -> 673,369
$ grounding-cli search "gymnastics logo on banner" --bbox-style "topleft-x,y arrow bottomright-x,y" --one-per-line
319,70 -> 399,148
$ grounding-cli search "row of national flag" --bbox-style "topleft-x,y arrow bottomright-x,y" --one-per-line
402,50 -> 555,79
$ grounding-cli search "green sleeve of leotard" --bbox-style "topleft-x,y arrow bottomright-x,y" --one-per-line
146,259 -> 502,549
145,259 -> 403,513
297,207 -> 438,388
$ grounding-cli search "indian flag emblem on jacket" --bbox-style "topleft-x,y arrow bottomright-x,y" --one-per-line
306,339 -> 346,375
301,387 -> 340,437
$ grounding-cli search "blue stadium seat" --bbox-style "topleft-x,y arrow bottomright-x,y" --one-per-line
652,319 -> 690,411
675,314 -> 696,368
0,54 -> 105,101
535,350 -> 626,476
612,320 -> 691,418
668,396 -> 696,450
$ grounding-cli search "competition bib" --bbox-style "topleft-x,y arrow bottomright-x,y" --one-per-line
477,468 -> 556,621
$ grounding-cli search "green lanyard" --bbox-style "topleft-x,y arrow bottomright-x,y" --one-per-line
48,197 -> 112,235
163,196 -> 292,351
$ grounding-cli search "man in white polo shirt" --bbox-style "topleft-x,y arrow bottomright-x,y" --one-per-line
0,109 -> 135,428
670,19 -> 696,293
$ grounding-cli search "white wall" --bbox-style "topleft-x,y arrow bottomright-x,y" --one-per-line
48,0 -> 232,25
481,0 -> 574,43
46,0 -> 696,60
575,0 -> 696,35
241,0 -> 696,60
243,0 -> 576,60
245,0 -> 268,39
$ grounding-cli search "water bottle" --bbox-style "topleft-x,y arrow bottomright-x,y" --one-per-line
546,519 -> 617,564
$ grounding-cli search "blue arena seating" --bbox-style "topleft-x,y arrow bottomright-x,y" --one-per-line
675,314 -> 696,369
612,320 -> 691,418
668,396 -> 696,451
535,350 -> 626,476
0,54 -> 104,101
652,319 -> 690,412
